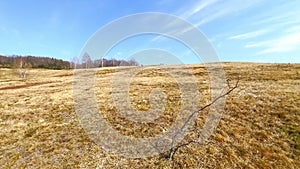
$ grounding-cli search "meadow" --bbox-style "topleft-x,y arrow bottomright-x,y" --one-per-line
0,63 -> 299,168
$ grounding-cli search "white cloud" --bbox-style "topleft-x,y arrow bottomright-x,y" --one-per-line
229,29 -> 270,40
178,0 -> 259,35
249,5 -> 300,32
252,6 -> 300,26
285,25 -> 300,33
150,35 -> 165,43
193,0 -> 262,26
179,0 -> 219,19
245,41 -> 267,48
152,0 -> 263,39
246,32 -> 300,55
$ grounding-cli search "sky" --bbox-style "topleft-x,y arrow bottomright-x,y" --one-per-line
0,0 -> 300,63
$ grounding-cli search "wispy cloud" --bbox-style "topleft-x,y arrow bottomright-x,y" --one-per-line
179,0 -> 219,19
224,1 -> 300,57
246,32 -> 300,55
193,0 -> 262,26
248,2 -> 300,35
252,8 -> 300,26
229,29 -> 270,40
285,25 -> 300,33
150,0 -> 262,41
150,35 -> 165,43
176,0 -> 263,34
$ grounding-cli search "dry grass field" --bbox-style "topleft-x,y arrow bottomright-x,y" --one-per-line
0,63 -> 299,168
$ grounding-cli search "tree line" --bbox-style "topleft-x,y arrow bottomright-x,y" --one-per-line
0,54 -> 139,69
0,55 -> 70,69
72,52 -> 139,69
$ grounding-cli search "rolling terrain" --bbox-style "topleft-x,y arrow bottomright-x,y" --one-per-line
0,63 -> 299,168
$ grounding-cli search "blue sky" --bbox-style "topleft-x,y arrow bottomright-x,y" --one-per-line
0,0 -> 299,63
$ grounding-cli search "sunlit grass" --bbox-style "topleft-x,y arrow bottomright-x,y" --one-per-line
0,63 -> 299,168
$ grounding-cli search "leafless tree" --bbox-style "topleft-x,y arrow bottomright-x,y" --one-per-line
13,57 -> 32,80
162,78 -> 240,160
70,57 -> 79,69
82,52 -> 92,69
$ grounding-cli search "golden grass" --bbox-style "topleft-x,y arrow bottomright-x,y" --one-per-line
0,63 -> 299,168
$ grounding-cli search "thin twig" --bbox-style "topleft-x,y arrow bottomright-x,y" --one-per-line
167,78 -> 240,160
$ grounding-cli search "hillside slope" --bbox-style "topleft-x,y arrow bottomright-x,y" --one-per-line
0,63 -> 299,168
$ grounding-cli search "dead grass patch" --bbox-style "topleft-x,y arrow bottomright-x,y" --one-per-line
0,63 -> 299,168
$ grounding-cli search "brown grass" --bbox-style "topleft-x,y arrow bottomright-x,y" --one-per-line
0,63 -> 299,168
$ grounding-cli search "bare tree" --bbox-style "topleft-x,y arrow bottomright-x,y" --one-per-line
70,57 -> 79,69
82,52 -> 92,69
128,58 -> 139,66
13,57 -> 32,80
101,56 -> 104,68
162,78 -> 240,160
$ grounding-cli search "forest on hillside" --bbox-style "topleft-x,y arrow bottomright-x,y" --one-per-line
0,55 -> 70,69
0,55 -> 139,69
